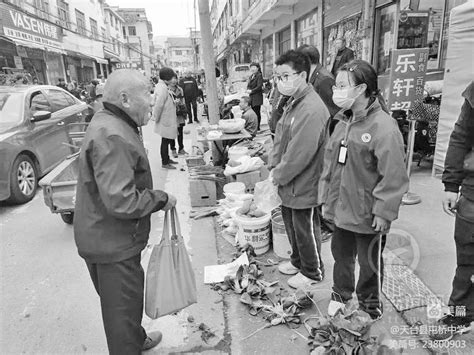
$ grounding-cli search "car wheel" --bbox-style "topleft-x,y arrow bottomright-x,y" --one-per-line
60,212 -> 74,224
8,154 -> 37,204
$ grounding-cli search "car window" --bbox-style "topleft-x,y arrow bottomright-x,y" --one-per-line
30,92 -> 52,113
0,92 -> 23,124
235,66 -> 250,72
45,89 -> 74,112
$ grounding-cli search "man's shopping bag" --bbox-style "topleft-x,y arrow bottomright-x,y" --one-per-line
145,207 -> 197,319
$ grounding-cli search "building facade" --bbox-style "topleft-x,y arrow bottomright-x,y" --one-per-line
211,0 -> 467,86
164,37 -> 195,75
0,0 -> 154,85
117,8 -> 154,75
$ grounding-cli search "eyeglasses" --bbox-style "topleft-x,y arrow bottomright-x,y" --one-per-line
274,72 -> 301,82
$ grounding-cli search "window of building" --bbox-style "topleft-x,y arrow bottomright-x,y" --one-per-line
278,27 -> 291,56
128,26 -> 136,36
110,13 -> 113,25
374,4 -> 397,75
75,9 -> 86,36
57,0 -> 70,28
90,18 -> 98,39
34,0 -> 49,19
175,50 -> 182,56
122,26 -> 127,37
296,8 -> 319,48
101,27 -> 106,41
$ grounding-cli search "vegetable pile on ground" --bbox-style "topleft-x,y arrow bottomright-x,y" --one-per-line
306,303 -> 387,354
211,251 -> 315,332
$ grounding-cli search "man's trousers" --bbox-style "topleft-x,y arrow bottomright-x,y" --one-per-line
449,195 -> 474,320
281,206 -> 324,281
86,254 -> 146,355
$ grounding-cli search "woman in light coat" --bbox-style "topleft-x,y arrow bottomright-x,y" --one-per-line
153,67 -> 179,169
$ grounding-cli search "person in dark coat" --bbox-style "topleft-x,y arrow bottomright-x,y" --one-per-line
74,69 -> 177,355
435,81 -> 474,340
57,78 -> 67,90
179,71 -> 199,124
246,62 -> 264,131
331,38 -> 355,77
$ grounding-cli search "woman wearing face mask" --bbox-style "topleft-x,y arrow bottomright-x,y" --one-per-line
319,60 -> 409,320
246,62 -> 264,131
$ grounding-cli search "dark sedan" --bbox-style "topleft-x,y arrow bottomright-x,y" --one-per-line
0,85 -> 88,204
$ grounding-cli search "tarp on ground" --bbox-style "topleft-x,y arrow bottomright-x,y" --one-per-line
433,0 -> 474,175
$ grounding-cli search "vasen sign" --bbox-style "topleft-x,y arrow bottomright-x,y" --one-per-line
0,3 -> 63,50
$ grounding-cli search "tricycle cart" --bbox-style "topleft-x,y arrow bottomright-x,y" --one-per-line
39,122 -> 88,224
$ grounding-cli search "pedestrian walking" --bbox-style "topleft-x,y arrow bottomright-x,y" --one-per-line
239,95 -> 258,138
168,73 -> 188,156
331,38 -> 355,77
269,50 -> 330,289
153,67 -> 179,169
319,60 -> 408,320
246,62 -> 264,131
435,80 -> 474,339
179,71 -> 199,124
74,69 -> 177,355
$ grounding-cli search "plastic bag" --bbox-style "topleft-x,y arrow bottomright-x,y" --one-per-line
253,179 -> 282,213
145,207 -> 197,319
224,156 -> 265,176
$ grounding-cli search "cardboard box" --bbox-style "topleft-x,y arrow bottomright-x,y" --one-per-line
189,179 -> 217,207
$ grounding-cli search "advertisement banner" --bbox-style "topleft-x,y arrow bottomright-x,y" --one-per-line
387,48 -> 429,111
0,3 -> 63,49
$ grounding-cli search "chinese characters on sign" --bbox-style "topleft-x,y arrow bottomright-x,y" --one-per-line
387,48 -> 429,111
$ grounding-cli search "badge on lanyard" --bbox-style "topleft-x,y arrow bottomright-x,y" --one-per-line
338,140 -> 348,165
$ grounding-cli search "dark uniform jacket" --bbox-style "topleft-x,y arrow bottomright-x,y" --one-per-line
443,81 -> 474,201
74,102 -> 169,263
247,71 -> 264,107
179,76 -> 199,100
331,47 -> 355,76
309,64 -> 340,118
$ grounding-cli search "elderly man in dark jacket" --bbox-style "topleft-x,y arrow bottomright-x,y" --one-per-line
179,71 -> 199,124
436,81 -> 474,339
331,38 -> 355,76
74,69 -> 176,355
270,50 -> 330,290
247,62 -> 264,130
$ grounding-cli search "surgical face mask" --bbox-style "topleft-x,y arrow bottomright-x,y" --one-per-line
277,75 -> 302,97
332,85 -> 362,109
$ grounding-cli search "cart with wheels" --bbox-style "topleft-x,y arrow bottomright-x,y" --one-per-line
38,123 -> 87,224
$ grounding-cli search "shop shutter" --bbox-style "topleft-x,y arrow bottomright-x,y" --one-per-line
324,0 -> 363,27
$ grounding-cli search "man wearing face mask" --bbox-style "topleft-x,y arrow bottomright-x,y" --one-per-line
74,69 -> 177,354
269,50 -> 330,290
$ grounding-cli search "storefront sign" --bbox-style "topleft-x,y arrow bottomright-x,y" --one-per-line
115,62 -> 138,69
13,56 -> 23,69
0,3 -> 63,49
387,48 -> 429,111
397,11 -> 429,49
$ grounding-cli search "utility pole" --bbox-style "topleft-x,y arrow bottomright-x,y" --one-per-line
198,0 -> 219,125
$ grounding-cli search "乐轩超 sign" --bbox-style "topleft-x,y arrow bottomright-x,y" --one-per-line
387,48 -> 429,111
0,3 -> 63,49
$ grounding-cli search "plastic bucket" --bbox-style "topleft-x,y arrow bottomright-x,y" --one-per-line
271,208 -> 291,259
223,182 -> 246,195
234,209 -> 271,255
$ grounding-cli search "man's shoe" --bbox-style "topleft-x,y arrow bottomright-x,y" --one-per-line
278,261 -> 300,275
171,149 -> 178,158
178,149 -> 188,155
429,314 -> 472,341
142,331 -> 162,351
328,300 -> 346,317
162,164 -> 176,170
169,159 -> 178,165
287,272 -> 322,289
